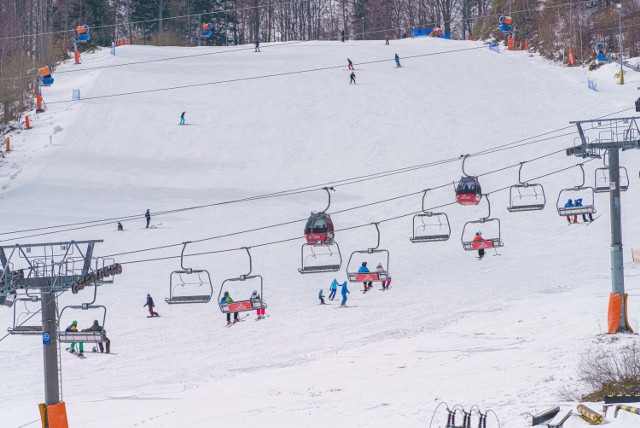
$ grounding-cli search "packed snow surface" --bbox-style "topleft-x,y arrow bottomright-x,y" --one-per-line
1,38 -> 640,427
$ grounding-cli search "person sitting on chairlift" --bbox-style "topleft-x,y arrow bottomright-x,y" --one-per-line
250,290 -> 266,320
575,198 -> 593,222
358,262 -> 372,291
84,320 -> 111,353
564,199 -> 578,224
474,232 -> 485,260
221,291 -> 240,324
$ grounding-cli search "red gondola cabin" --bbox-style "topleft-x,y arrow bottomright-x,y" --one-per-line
456,177 -> 482,206
304,213 -> 335,245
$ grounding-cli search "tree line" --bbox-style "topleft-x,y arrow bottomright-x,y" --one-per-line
1,0 -> 639,129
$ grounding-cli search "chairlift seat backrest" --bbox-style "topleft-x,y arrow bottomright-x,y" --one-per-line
410,212 -> 451,242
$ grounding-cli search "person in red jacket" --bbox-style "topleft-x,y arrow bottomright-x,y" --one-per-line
474,232 -> 485,260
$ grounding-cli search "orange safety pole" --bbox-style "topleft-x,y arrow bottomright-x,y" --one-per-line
36,95 -> 43,111
74,50 -> 81,64
525,38 -> 529,50
568,48 -> 575,65
25,116 -> 31,129
519,42 -> 523,50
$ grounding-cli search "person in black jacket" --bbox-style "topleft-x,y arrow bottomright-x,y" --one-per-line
145,209 -> 151,228
144,294 -> 159,317
84,320 -> 111,353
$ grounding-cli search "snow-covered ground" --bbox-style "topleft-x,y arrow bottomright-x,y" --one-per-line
1,38 -> 640,428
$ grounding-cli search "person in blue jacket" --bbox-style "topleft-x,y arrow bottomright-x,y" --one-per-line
329,279 -> 339,300
318,289 -> 326,305
564,199 -> 577,224
340,281 -> 350,307
394,54 -> 401,68
575,198 -> 593,222
358,262 -> 372,291
220,291 -> 240,324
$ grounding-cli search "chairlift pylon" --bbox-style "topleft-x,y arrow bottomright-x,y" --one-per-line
455,155 -> 482,206
165,242 -> 214,304
594,152 -> 629,193
299,187 -> 342,274
461,194 -> 504,252
410,189 -> 451,243
218,247 -> 266,314
556,164 -> 597,218
507,162 -> 546,212
346,223 -> 390,283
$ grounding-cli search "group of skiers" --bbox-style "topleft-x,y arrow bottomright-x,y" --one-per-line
563,198 -> 594,224
319,278 -> 349,306
347,54 -> 402,85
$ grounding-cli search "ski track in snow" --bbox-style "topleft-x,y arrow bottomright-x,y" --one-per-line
1,38 -> 640,427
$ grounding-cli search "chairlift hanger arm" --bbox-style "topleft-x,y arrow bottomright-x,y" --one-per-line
321,187 -> 335,214
180,241 -> 192,272
242,247 -> 253,278
461,154 -> 471,177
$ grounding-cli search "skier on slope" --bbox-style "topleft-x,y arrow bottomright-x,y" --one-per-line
394,53 -> 401,68
117,221 -> 124,231
340,281 -> 350,307
145,209 -> 151,228
255,40 -> 260,52
220,291 -> 240,324
144,294 -> 160,317
329,278 -> 340,300
350,72 -> 356,85
65,320 -> 84,356
347,58 -> 354,70
179,111 -> 186,125
318,289 -> 326,305
358,262 -> 372,291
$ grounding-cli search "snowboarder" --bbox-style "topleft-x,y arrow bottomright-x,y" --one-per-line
84,320 -> 111,353
145,209 -> 151,228
255,39 -> 260,52
474,232 -> 485,259
250,290 -> 266,320
220,291 -> 240,324
385,36 -> 390,45
394,53 -> 401,68
349,72 -> 356,85
564,199 -> 578,224
341,29 -> 345,42
117,222 -> 124,231
358,262 -> 372,291
179,111 -> 186,125
144,294 -> 159,317
340,281 -> 350,307
65,320 -> 84,356
575,198 -> 593,222
329,278 -> 340,300
347,58 -> 354,70
318,289 -> 326,305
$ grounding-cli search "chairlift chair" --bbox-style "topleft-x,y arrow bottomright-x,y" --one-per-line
594,154 -> 629,193
556,164 -> 596,217
507,162 -> 546,212
165,242 -> 214,304
461,195 -> 504,251
7,295 -> 42,335
57,303 -> 108,345
218,248 -> 266,314
455,155 -> 482,206
299,187 -> 342,274
410,189 -> 451,242
346,223 -> 390,283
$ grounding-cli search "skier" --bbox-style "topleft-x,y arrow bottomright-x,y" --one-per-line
179,111 -> 186,125
84,320 -> 111,353
318,289 -> 326,305
255,39 -> 260,52
385,36 -> 390,45
220,291 -> 240,324
145,209 -> 151,228
347,58 -> 354,70
394,53 -> 401,68
250,290 -> 266,320
564,199 -> 578,224
575,198 -> 593,222
65,320 -> 84,356
474,232 -> 485,260
329,278 -> 340,300
349,72 -> 356,85
358,261 -> 372,291
144,294 -> 160,317
341,29 -> 345,42
117,222 -> 124,231
340,281 -> 350,307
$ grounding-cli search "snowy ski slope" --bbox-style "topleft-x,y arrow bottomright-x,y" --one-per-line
1,38 -> 640,427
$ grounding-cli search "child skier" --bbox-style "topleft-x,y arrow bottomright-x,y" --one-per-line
144,294 -> 159,317
318,289 -> 326,304
394,53 -> 401,67
220,291 -> 240,324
